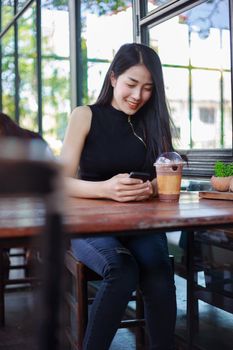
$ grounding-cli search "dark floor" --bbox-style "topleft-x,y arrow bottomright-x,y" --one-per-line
1,245 -> 233,350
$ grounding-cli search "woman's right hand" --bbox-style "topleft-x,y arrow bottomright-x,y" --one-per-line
103,174 -> 153,202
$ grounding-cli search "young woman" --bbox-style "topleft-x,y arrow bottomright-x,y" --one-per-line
61,43 -> 176,350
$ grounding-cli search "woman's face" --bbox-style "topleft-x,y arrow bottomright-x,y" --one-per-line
110,64 -> 153,115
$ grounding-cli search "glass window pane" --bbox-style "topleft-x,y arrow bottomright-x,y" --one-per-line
1,0 -> 70,155
1,1 -> 31,29
41,1 -> 70,155
189,29 -> 230,69
18,4 -> 38,132
81,2 -> 133,103
146,0 -> 175,14
149,0 -> 231,150
221,29 -> 231,70
223,72 -> 232,149
190,28 -> 221,68
192,70 -> 221,148
2,1 -> 14,28
42,60 -> 70,154
2,27 -> 15,118
87,62 -> 110,104
163,67 -> 190,149
18,0 -> 31,12
41,0 -> 69,12
150,17 -> 189,66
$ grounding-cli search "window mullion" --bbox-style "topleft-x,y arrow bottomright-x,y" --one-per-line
36,0 -> 42,135
132,0 -> 140,42
14,0 -> 19,124
0,0 -> 2,111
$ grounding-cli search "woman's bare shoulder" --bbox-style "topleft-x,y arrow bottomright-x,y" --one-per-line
70,105 -> 92,120
69,105 -> 92,133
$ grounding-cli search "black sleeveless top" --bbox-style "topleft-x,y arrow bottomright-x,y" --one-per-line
79,104 -> 155,181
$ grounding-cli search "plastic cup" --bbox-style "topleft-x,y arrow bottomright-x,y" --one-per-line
154,152 -> 184,202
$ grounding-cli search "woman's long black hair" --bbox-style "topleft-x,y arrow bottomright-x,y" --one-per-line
95,43 -> 174,165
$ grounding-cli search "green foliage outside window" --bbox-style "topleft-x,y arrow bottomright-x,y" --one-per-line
82,0 -> 131,15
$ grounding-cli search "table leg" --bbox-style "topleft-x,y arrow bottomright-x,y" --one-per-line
0,248 -> 5,326
186,230 -> 195,349
38,213 -> 64,350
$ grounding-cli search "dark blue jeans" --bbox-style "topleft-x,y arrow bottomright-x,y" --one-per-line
71,231 -> 176,350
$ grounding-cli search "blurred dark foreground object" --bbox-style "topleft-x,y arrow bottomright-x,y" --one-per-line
0,138 -> 64,350
0,112 -> 51,312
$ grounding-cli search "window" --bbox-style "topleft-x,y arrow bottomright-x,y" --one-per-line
134,0 -> 233,177
0,0 -> 70,155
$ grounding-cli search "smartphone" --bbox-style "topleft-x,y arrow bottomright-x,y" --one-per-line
129,171 -> 150,182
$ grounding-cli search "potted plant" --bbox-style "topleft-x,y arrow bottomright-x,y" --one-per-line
230,179 -> 233,192
211,161 -> 233,192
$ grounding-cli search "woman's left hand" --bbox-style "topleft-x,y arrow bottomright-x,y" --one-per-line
132,180 -> 154,202
102,174 -> 154,202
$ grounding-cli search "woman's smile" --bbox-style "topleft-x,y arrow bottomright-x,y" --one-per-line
127,100 -> 140,110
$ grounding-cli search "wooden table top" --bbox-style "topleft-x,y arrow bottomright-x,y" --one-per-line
0,191 -> 233,240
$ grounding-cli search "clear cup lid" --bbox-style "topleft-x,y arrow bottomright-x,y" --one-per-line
154,151 -> 184,165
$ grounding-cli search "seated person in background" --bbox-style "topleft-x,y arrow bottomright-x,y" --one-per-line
0,112 -> 43,139
60,43 -> 176,350
0,111 -> 53,158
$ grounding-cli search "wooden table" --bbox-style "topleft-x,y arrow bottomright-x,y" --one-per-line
1,191 -> 233,239
1,191 -> 233,349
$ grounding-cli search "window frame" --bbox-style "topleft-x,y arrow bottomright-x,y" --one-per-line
0,0 -> 42,133
132,0 -> 233,178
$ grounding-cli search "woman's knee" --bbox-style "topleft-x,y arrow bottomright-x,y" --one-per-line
103,246 -> 139,288
71,237 -> 139,290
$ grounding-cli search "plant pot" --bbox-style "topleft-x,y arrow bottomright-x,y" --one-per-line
230,178 -> 233,192
210,175 -> 233,192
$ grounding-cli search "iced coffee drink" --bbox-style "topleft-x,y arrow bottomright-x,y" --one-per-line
154,152 -> 184,202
